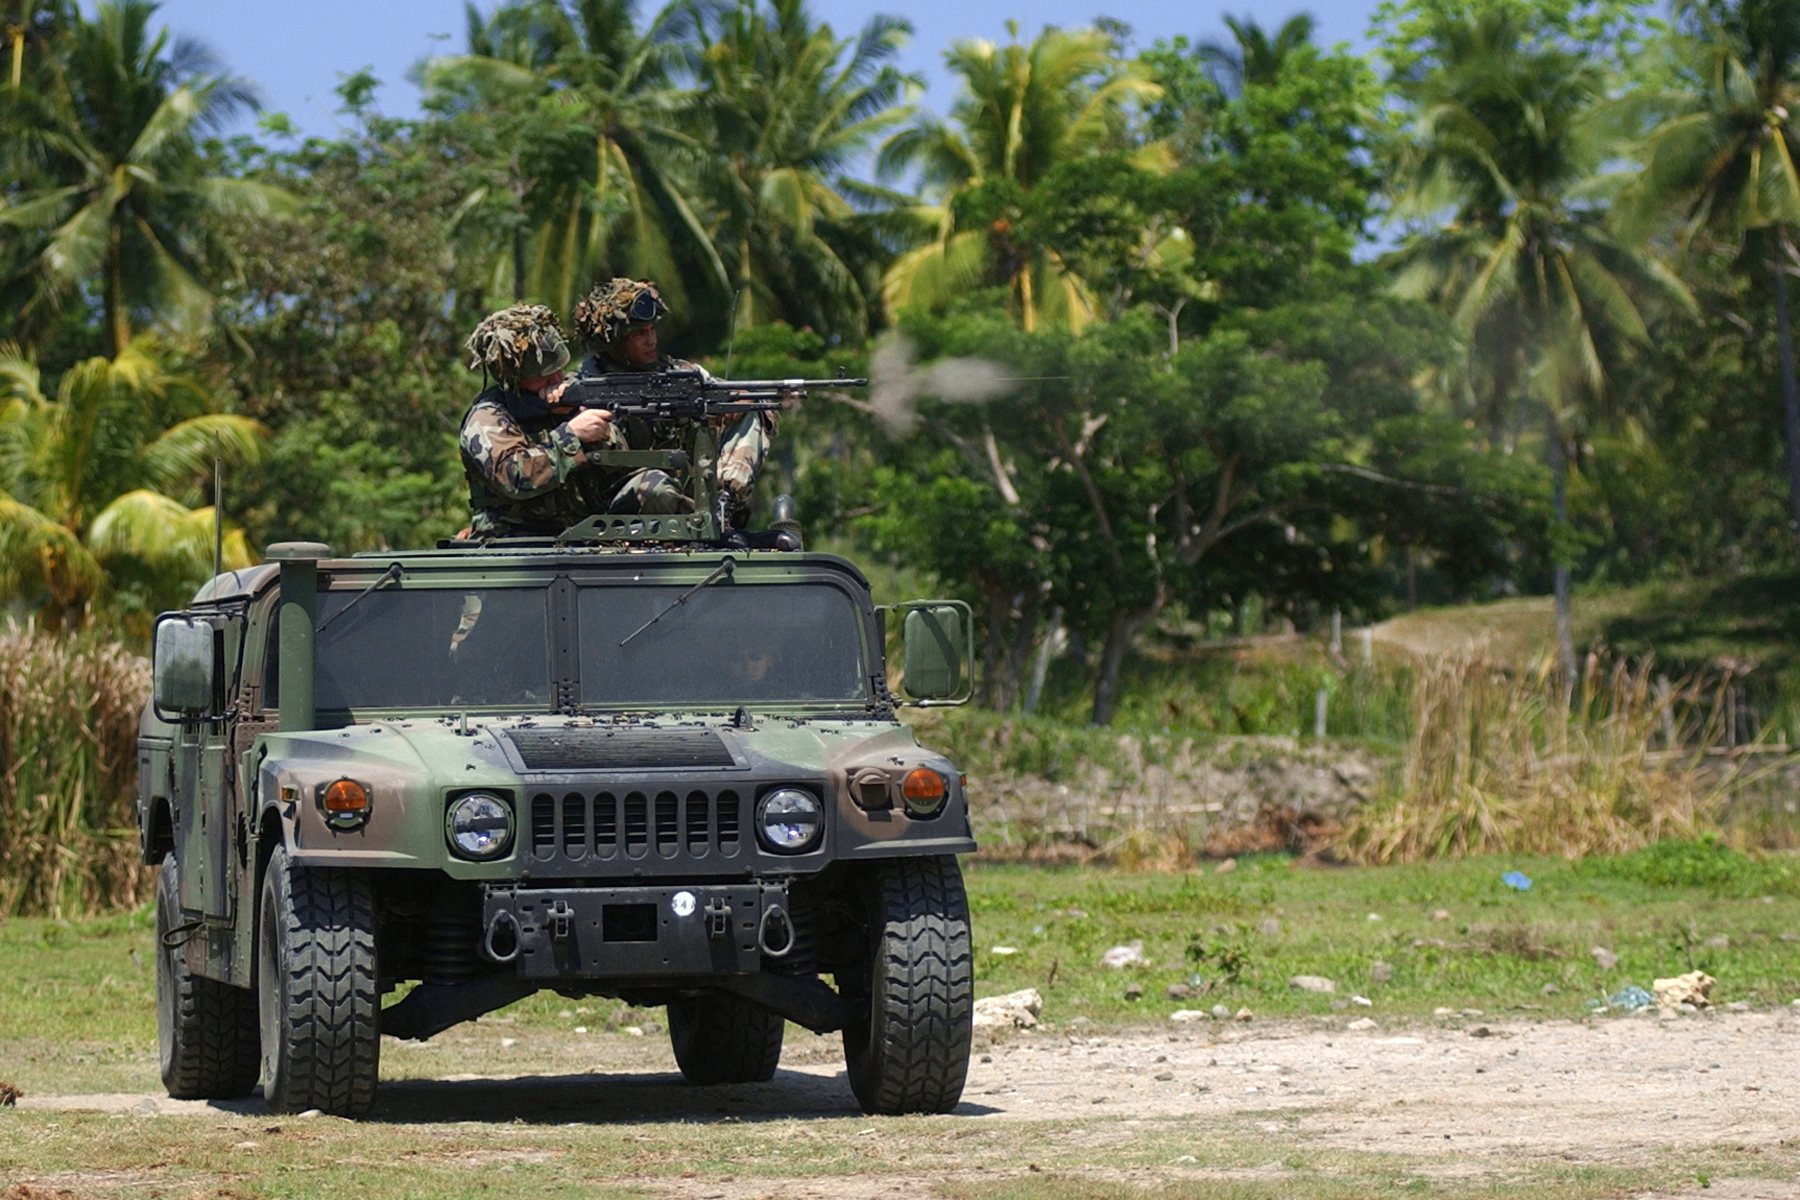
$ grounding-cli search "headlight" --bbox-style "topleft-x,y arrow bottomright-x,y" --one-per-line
756,788 -> 823,853
446,793 -> 513,860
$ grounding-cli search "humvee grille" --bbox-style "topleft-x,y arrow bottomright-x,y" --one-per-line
504,727 -> 735,771
528,789 -> 745,865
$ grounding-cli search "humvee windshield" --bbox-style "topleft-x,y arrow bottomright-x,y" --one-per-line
575,583 -> 867,706
294,581 -> 869,711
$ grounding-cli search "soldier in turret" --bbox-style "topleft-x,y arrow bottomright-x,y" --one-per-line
458,304 -> 620,537
570,278 -> 777,523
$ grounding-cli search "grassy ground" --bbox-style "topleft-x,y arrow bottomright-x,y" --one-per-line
6,846 -> 1797,1099
3,849 -> 1797,1197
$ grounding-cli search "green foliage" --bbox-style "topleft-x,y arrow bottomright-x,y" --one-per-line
1185,927 -> 1252,983
421,0 -> 728,321
0,340 -> 262,629
686,0 -> 917,344
202,114 -> 486,551
1579,834 -> 1782,894
0,0 -> 291,357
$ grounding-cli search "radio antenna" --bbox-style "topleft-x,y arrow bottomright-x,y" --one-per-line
212,443 -> 224,579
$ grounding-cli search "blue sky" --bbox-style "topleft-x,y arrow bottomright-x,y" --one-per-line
150,0 -> 1386,140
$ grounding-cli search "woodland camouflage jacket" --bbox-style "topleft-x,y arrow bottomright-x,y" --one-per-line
459,384 -> 622,536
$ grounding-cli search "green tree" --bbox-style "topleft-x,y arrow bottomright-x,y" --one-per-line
201,105 -> 489,553
1623,0 -> 1800,556
1384,6 -> 1692,680
878,23 -> 1162,333
425,0 -> 727,319
1199,13 -> 1317,96
688,0 -> 916,343
0,340 -> 262,629
0,0 -> 288,356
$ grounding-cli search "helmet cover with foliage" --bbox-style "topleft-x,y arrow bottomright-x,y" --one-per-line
572,278 -> 669,349
465,304 -> 570,382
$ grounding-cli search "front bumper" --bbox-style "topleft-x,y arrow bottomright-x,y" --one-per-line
482,881 -> 789,979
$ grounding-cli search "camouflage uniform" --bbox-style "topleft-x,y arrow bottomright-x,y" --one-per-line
570,279 -> 776,516
459,304 -> 619,537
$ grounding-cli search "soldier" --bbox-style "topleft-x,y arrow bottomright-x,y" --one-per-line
570,278 -> 776,521
459,303 -> 619,537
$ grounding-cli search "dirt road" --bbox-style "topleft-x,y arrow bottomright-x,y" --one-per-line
17,1008 -> 1800,1198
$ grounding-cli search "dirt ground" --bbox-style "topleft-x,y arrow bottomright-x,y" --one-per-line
17,1006 -> 1800,1198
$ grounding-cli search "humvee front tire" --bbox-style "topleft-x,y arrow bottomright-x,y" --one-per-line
156,856 -> 259,1099
668,991 -> 785,1084
842,856 -> 973,1115
256,846 -> 379,1116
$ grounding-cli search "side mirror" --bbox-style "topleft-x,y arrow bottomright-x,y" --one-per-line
152,614 -> 219,720
894,601 -> 974,705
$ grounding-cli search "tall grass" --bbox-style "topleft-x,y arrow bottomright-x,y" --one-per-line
0,622 -> 150,916
1339,652 -> 1732,863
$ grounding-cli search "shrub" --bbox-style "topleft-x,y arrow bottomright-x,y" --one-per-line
1338,652 -> 1726,863
0,623 -> 150,916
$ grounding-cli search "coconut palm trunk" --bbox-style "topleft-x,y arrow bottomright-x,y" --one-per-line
1772,235 -> 1800,554
1547,424 -> 1577,686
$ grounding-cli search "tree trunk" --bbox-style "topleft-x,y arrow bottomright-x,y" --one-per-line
511,227 -> 526,302
1024,607 -> 1063,716
978,591 -> 1010,708
104,224 -> 127,359
1547,427 -> 1576,687
1771,236 -> 1800,557
1091,603 -> 1158,726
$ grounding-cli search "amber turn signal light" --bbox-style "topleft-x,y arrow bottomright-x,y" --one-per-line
322,779 -> 369,814
901,768 -> 947,816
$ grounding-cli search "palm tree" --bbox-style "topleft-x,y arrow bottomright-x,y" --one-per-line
0,0 -> 289,356
878,23 -> 1162,333
425,0 -> 728,318
3,0 -> 65,89
1623,0 -> 1800,555
687,0 -> 916,342
1200,12 -> 1317,97
1386,9 -> 1694,680
0,340 -> 263,628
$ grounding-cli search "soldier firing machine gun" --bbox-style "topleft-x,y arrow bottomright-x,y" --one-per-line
551,368 -> 868,545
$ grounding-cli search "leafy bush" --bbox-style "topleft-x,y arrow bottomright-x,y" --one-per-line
1581,836 -> 1791,896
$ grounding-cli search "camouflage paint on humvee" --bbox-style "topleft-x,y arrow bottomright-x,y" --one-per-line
141,512 -> 976,1118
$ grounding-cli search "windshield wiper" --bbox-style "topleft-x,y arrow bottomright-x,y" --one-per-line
317,562 -> 404,634
619,556 -> 735,647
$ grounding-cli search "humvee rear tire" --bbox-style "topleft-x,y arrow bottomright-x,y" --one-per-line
257,846 -> 379,1116
842,856 -> 973,1115
156,856 -> 259,1099
668,991 -> 785,1084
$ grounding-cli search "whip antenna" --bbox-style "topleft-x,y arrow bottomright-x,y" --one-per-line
212,444 -> 224,579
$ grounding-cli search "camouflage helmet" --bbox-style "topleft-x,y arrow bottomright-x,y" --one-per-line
465,304 -> 570,382
572,278 -> 669,349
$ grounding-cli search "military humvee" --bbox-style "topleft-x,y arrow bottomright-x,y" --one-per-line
139,505 -> 976,1117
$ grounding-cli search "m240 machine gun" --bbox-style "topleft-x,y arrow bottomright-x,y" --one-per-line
558,368 -> 868,422
552,369 -> 868,545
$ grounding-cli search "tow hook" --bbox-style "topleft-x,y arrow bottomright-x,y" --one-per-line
547,899 -> 574,942
704,896 -> 730,940
758,904 -> 794,958
483,909 -> 521,963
